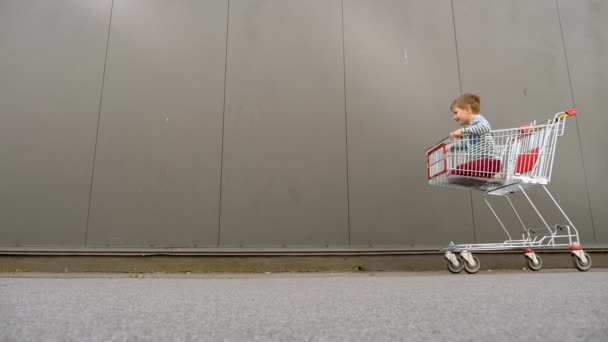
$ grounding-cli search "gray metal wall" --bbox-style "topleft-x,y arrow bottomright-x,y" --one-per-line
1,0 -> 606,250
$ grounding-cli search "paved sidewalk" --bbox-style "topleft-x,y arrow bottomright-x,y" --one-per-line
1,270 -> 607,341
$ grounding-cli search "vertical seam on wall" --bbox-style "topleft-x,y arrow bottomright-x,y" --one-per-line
555,0 -> 597,242
84,0 -> 115,246
341,0 -> 352,245
217,0 -> 230,246
451,0 -> 463,93
451,0 -> 476,242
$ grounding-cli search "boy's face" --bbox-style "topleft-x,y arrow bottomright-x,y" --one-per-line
452,105 -> 475,125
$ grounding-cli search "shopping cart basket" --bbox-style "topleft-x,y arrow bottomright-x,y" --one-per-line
426,108 -> 591,273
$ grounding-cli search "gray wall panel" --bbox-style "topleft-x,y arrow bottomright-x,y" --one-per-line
344,0 -> 473,246
220,0 -> 348,246
1,0 -> 605,251
453,0 -> 595,244
558,0 -> 607,243
86,0 -> 227,247
0,0 -> 111,246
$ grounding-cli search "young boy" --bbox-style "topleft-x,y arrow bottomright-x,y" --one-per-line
448,94 -> 501,178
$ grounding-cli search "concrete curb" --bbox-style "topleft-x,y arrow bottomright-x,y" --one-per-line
1,252 -> 606,273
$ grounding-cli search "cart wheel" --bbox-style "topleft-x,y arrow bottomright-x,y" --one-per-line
526,255 -> 543,271
464,256 -> 481,274
447,257 -> 465,274
572,252 -> 592,272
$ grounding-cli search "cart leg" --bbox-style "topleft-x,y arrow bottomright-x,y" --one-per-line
483,195 -> 513,241
542,185 -> 582,246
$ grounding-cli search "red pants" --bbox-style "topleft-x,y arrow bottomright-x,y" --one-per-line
450,159 -> 501,179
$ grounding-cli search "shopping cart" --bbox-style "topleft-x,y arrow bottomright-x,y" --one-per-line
426,108 -> 591,274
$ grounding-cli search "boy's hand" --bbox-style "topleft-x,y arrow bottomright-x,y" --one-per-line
450,129 -> 463,139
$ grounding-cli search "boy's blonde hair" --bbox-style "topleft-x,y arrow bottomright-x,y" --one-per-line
451,93 -> 480,114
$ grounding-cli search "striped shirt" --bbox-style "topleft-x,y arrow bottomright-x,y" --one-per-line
452,114 -> 499,160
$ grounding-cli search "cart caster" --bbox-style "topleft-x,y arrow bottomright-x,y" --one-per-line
524,249 -> 542,271
572,252 -> 592,272
459,251 -> 480,274
526,255 -> 543,271
447,257 -> 465,274
445,252 -> 464,274
464,256 -> 481,274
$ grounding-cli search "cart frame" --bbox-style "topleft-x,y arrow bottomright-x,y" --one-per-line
426,109 -> 591,273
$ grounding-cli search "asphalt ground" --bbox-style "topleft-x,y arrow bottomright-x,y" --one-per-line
1,270 -> 607,341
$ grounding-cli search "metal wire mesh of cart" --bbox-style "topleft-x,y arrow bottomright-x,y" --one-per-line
426,109 -> 576,194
